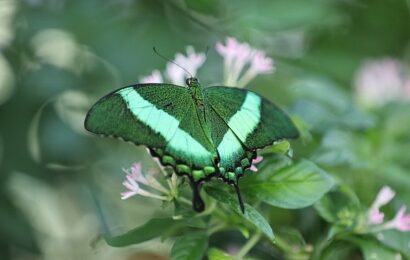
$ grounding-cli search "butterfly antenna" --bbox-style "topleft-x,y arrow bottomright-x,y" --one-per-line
152,47 -> 193,78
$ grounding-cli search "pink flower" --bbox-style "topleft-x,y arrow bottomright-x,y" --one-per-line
250,50 -> 274,74
354,58 -> 410,107
121,173 -> 141,200
216,37 -> 274,87
120,162 -> 167,201
369,209 -> 385,225
123,163 -> 149,185
140,70 -> 163,83
250,156 -> 263,172
166,46 -> 205,85
216,37 -> 243,66
368,186 -> 395,224
367,186 -> 410,233
384,206 -> 410,232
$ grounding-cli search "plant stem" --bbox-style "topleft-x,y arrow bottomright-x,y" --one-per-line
207,222 -> 227,236
179,197 -> 192,205
273,235 -> 293,252
236,232 -> 262,259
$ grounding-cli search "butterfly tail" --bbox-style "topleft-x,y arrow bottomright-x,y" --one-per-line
189,178 -> 205,212
234,182 -> 245,214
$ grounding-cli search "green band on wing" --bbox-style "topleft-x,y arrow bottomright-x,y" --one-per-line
217,92 -> 261,168
227,92 -> 261,142
119,88 -> 213,165
217,129 -> 244,169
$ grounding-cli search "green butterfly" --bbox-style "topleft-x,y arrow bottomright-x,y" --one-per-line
85,77 -> 299,213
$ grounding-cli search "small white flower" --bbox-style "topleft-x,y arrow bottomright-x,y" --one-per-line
140,69 -> 163,83
165,46 -> 205,85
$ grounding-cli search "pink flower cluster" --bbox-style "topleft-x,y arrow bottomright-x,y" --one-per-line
121,163 -> 168,201
354,58 -> 410,107
216,37 -> 274,87
140,37 -> 274,88
368,186 -> 410,232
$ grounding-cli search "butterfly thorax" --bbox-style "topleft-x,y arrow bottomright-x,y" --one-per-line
186,77 -> 205,107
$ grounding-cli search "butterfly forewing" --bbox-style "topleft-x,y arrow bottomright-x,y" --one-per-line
85,84 -> 217,168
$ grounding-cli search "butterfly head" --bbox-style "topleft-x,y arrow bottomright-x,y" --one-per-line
186,77 -> 199,88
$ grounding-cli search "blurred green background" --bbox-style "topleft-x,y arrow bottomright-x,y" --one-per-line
1,0 -> 409,259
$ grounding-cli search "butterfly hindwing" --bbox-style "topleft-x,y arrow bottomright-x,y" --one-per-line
205,86 -> 299,161
85,84 -> 216,169
205,104 -> 247,171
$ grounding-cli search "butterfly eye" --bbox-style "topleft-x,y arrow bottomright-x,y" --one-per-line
186,78 -> 192,86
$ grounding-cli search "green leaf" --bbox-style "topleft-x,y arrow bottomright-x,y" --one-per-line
184,0 -> 223,16
312,129 -> 370,168
205,186 -> 274,240
231,0 -> 338,31
349,237 -> 401,260
105,218 -> 182,247
378,230 -> 410,259
207,248 -> 235,260
315,184 -> 361,226
291,77 -> 375,132
171,232 -> 208,260
269,140 -> 291,154
242,160 -> 334,209
0,193 -> 40,254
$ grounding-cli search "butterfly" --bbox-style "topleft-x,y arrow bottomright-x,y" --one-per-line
84,77 -> 299,213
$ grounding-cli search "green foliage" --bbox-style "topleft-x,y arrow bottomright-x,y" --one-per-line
350,238 -> 400,260
1,0 -> 410,259
205,186 -> 274,240
379,230 -> 410,258
207,248 -> 234,260
170,233 -> 208,260
315,184 -> 361,225
105,218 -> 182,247
242,160 -> 334,209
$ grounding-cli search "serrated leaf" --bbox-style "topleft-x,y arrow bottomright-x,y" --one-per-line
207,248 -> 235,260
171,232 -> 208,260
105,218 -> 181,247
242,160 -> 334,209
205,186 -> 274,240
